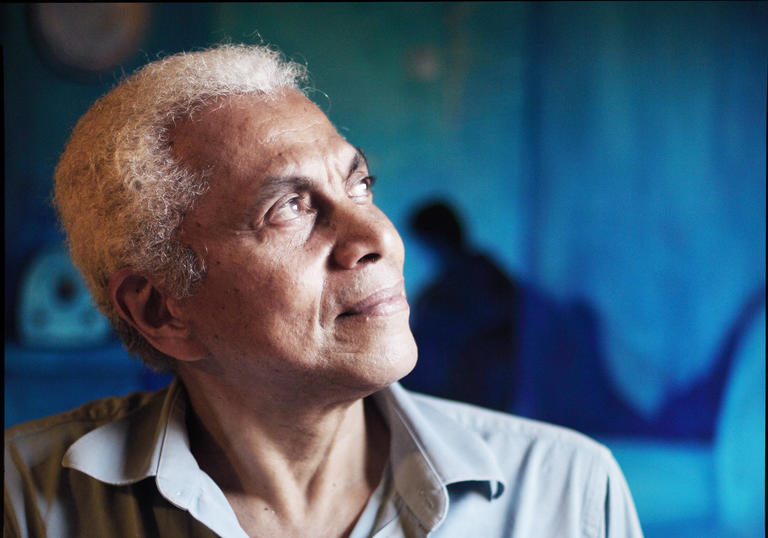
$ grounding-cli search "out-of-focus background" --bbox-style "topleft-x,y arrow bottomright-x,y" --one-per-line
3,3 -> 765,536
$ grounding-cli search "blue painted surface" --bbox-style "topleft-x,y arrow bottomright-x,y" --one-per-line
3,3 -> 765,535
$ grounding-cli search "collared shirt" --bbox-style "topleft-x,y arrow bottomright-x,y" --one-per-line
5,379 -> 643,537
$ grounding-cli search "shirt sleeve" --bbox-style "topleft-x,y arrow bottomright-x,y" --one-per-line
603,452 -> 644,538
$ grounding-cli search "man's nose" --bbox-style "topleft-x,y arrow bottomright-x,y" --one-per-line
330,204 -> 402,270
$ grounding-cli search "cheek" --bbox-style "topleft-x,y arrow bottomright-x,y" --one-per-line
204,257 -> 325,337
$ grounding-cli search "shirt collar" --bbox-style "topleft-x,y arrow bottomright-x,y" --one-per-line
63,378 -> 248,538
374,383 -> 507,532
62,379 -> 506,534
61,378 -> 178,485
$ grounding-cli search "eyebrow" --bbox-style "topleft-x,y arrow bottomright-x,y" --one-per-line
350,147 -> 369,177
250,148 -> 371,215
253,176 -> 313,212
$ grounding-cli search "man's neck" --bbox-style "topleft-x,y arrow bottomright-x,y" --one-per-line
178,366 -> 390,537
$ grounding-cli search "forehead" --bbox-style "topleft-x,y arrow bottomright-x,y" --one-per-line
169,90 -> 349,179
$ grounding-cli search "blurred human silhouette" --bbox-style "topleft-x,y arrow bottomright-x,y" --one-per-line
401,199 -> 752,443
401,201 -> 527,410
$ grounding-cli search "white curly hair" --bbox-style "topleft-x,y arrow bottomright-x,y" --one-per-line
54,44 -> 309,372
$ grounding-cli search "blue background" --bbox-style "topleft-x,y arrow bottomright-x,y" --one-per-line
3,3 -> 765,536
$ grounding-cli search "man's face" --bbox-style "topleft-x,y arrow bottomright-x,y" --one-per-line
171,91 -> 417,398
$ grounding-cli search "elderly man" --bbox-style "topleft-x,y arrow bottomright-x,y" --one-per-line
5,45 -> 643,537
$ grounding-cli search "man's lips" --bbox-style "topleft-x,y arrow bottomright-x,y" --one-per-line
339,281 -> 409,318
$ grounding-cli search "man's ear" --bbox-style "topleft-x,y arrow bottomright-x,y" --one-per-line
108,267 -> 206,361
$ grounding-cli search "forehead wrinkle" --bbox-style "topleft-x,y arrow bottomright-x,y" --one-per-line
262,133 -> 363,180
258,118 -> 327,145
183,94 -> 366,221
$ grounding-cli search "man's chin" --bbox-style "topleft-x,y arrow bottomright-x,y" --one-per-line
367,334 -> 418,389
333,333 -> 417,397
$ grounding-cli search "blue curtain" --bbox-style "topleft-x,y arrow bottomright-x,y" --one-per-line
400,2 -> 765,438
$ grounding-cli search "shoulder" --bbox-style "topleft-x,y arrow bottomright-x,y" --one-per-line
4,385 -> 188,538
7,389 -> 163,447
412,391 -> 609,453
407,391 -> 621,488
403,391 -> 642,536
400,393 -> 642,537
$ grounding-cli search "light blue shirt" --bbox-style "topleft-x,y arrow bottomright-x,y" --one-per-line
5,379 -> 643,537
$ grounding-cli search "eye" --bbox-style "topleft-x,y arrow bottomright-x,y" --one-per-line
349,175 -> 376,200
269,193 -> 313,224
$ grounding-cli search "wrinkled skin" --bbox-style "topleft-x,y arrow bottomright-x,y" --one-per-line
170,90 -> 417,405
